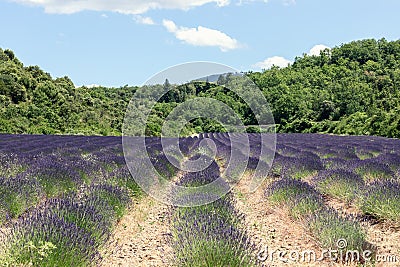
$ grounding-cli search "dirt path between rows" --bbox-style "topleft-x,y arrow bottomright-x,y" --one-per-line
233,174 -> 355,267
324,196 -> 400,267
100,165 -> 398,267
100,196 -> 173,267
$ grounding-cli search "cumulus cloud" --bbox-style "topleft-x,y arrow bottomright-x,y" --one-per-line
308,44 -> 331,56
283,0 -> 296,6
253,56 -> 292,69
237,0 -> 268,5
10,0 -> 292,14
216,0 -> 231,6
162,19 -> 241,51
11,0 -> 232,14
163,20 -> 178,32
134,15 -> 155,25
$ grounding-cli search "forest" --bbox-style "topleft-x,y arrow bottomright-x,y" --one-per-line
0,38 -> 399,137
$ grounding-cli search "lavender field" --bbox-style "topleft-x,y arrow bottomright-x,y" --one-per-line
0,133 -> 400,266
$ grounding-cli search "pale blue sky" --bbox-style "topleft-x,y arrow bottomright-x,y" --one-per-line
0,0 -> 399,87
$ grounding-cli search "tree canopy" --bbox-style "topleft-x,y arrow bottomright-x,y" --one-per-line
0,38 -> 399,137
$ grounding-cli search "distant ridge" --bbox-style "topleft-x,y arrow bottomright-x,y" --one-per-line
193,72 -> 243,83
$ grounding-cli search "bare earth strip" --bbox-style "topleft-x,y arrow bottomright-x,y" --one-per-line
233,174 -> 352,267
324,196 -> 400,267
101,196 -> 173,267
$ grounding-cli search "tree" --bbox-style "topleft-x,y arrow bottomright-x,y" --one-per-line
4,49 -> 15,61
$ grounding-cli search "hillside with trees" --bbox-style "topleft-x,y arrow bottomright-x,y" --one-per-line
0,38 -> 399,137
250,38 -> 400,137
0,49 -> 137,135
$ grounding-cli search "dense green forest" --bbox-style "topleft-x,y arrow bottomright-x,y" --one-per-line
1,38 -> 400,137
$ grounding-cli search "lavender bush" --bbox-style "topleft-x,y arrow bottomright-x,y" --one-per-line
0,175 -> 44,219
171,194 -> 257,267
170,140 -> 257,266
351,159 -> 395,183
313,169 -> 364,203
0,208 -> 101,266
266,178 -> 325,220
29,156 -> 82,197
266,178 -> 320,204
358,180 -> 400,224
83,184 -> 131,220
306,209 -> 366,254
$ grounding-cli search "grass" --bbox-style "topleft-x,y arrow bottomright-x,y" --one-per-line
355,148 -> 376,160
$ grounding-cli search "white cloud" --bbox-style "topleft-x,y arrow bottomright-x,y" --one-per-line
308,44 -> 331,56
134,15 -> 155,25
163,20 -> 178,32
252,44 -> 331,70
253,56 -> 292,69
10,0 -> 298,14
283,0 -> 296,6
237,0 -> 268,5
162,19 -> 240,51
238,0 -> 294,6
11,0 -> 232,14
101,13 -> 108,18
216,0 -> 231,6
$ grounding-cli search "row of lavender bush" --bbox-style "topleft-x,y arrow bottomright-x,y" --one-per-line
201,132 -> 400,264
169,136 -> 258,266
257,133 -> 400,264
266,178 -> 367,260
1,132 -> 400,265
0,134 -> 143,266
268,133 -> 400,224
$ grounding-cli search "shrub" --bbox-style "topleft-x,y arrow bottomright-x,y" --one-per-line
358,180 -> 400,223
313,169 -> 364,203
306,209 -> 366,256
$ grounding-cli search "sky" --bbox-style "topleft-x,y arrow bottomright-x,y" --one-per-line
0,0 -> 399,87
